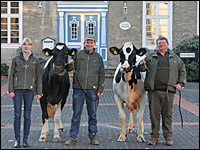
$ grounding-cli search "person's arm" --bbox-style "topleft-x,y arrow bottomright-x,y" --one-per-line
35,58 -> 43,96
8,58 -> 16,94
97,57 -> 105,95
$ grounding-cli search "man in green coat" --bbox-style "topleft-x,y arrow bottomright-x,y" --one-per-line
65,35 -> 105,146
139,37 -> 186,146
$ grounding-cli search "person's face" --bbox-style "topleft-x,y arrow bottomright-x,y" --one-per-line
84,40 -> 96,52
22,42 -> 32,54
157,39 -> 169,51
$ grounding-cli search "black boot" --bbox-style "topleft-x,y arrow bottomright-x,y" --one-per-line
89,133 -> 99,145
23,141 -> 30,147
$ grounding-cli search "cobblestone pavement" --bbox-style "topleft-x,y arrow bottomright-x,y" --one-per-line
1,79 -> 199,149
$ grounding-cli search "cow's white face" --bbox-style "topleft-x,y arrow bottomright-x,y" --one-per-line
110,42 -> 146,73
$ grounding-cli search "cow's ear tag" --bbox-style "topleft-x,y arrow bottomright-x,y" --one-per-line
45,52 -> 49,56
71,51 -> 75,56
139,51 -> 143,56
114,50 -> 118,55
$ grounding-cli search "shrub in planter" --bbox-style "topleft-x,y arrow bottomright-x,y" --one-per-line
1,63 -> 9,76
173,35 -> 199,82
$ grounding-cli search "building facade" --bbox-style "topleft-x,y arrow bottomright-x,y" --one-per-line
1,1 -> 199,68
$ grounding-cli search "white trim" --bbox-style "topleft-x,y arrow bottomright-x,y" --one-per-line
197,1 -> 199,36
58,9 -> 108,12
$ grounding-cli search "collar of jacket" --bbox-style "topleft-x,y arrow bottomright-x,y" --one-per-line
19,51 -> 33,61
152,48 -> 174,58
83,49 -> 94,54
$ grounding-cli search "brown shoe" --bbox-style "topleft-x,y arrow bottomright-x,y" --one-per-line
148,138 -> 158,145
89,133 -> 99,145
166,138 -> 173,146
65,139 -> 78,146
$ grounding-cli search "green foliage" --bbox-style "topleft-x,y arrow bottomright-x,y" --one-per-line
173,35 -> 199,82
1,63 -> 9,76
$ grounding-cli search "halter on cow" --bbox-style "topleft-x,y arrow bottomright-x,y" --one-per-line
109,42 -> 147,142
39,43 -> 77,142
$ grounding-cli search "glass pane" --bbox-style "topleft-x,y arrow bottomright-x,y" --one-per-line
11,8 -> 19,14
158,32 -> 168,38
159,26 -> 168,31
11,2 -> 19,7
159,3 -> 168,9
1,38 -> 7,43
1,24 -> 7,30
146,32 -> 156,38
146,39 -> 155,45
146,3 -> 156,9
11,31 -> 19,36
1,8 -> 7,14
146,25 -> 156,32
11,24 -> 19,30
158,10 -> 168,15
11,38 -> 19,43
146,19 -> 156,25
146,10 -> 156,15
1,18 -> 7,23
1,2 -> 7,7
11,18 -> 19,23
159,19 -> 168,25
1,31 -> 7,36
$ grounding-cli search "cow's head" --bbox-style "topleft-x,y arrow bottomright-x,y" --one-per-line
109,42 -> 146,73
43,43 -> 77,75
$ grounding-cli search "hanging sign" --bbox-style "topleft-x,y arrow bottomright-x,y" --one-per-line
119,21 -> 131,30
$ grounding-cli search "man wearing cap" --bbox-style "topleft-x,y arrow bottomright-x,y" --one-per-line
65,35 -> 105,146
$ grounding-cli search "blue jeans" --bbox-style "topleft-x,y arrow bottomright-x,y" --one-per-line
70,89 -> 99,140
13,89 -> 34,141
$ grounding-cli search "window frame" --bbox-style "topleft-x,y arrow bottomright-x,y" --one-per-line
142,1 -> 173,50
1,1 -> 23,48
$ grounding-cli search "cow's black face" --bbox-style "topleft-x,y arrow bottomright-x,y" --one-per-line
43,43 -> 77,75
109,42 -> 146,73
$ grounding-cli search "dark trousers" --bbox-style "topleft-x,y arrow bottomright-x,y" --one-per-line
148,90 -> 175,139
70,89 -> 98,140
13,89 -> 34,141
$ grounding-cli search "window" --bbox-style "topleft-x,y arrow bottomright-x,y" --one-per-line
88,23 -> 94,35
1,1 -> 22,48
143,1 -> 172,49
71,23 -> 78,40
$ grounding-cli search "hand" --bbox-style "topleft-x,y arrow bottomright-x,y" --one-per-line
96,92 -> 102,98
35,95 -> 42,100
174,84 -> 182,91
68,59 -> 74,65
139,60 -> 146,65
8,92 -> 15,98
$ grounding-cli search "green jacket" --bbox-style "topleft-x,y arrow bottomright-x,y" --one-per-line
139,49 -> 187,92
73,49 -> 105,93
8,52 -> 42,95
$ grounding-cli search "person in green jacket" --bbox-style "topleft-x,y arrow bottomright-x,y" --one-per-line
8,38 -> 42,148
65,35 -> 105,146
139,37 -> 186,146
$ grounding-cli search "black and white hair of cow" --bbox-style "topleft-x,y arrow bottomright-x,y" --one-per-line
39,43 -> 77,142
109,42 -> 147,143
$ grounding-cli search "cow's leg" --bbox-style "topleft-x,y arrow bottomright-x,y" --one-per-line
136,95 -> 146,142
128,111 -> 134,133
53,103 -> 62,142
39,98 -> 49,142
115,95 -> 126,142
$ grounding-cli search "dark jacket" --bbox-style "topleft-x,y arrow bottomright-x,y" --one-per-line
73,49 -> 105,93
139,49 -> 187,92
8,52 -> 42,95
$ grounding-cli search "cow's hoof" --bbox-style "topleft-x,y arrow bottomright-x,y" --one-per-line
53,138 -> 61,142
137,135 -> 146,143
59,128 -> 64,132
117,135 -> 126,142
39,137 -> 47,142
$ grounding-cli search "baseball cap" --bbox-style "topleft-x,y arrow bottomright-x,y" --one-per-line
85,35 -> 95,41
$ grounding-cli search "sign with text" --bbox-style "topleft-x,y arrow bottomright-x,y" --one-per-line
179,52 -> 196,58
119,21 -> 131,30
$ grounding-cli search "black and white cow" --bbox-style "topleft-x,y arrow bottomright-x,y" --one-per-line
109,42 -> 147,142
38,43 -> 77,142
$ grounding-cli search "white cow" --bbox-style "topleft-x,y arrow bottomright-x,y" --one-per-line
109,42 -> 147,142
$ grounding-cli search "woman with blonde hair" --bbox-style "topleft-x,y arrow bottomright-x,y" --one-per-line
8,37 -> 42,148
